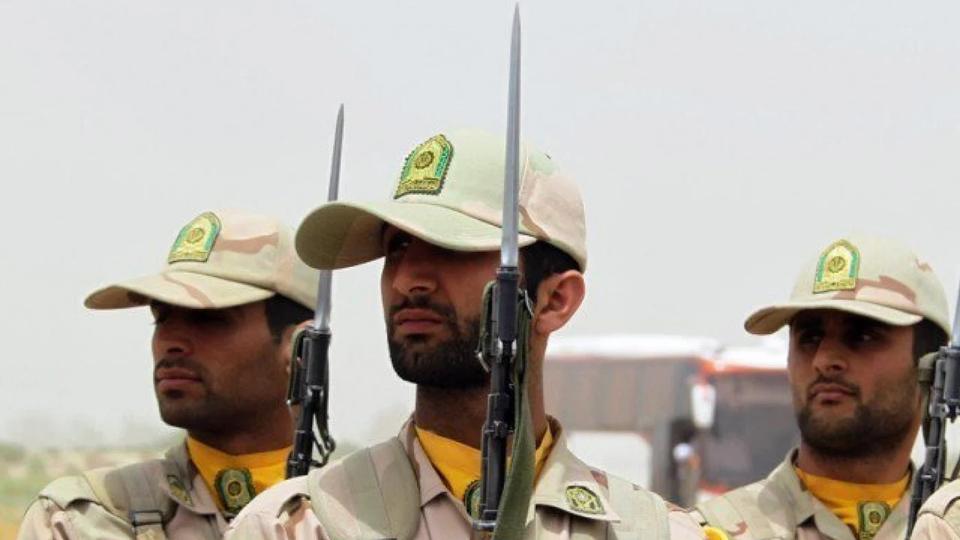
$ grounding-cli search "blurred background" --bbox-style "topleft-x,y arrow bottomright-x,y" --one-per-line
4,0 -> 960,536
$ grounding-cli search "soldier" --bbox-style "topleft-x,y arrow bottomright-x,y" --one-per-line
18,209 -> 318,539
225,128 -> 724,540
691,234 -> 950,540
912,479 -> 960,539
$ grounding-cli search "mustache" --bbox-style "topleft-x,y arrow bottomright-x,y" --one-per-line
388,296 -> 458,325
806,375 -> 860,399
154,358 -> 206,380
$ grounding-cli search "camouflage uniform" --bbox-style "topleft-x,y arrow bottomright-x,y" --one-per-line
20,443 -> 229,540
691,451 -> 910,540
227,419 -> 705,539
18,210 -> 318,540
691,234 -> 950,540
227,129 -> 709,539
910,479 -> 960,539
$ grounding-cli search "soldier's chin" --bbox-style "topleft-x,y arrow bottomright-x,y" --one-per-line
157,397 -> 208,429
390,353 -> 488,389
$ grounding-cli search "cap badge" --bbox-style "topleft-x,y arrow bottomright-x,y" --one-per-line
395,134 -> 453,199
857,501 -> 890,540
565,485 -> 604,515
168,212 -> 221,264
813,239 -> 860,294
214,468 -> 255,515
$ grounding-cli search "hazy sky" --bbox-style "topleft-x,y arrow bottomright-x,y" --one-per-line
3,0 -> 960,448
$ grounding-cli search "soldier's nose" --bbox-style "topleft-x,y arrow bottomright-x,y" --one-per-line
811,344 -> 847,375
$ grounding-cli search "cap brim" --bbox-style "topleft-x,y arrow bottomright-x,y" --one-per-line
296,201 -> 537,270
84,271 -> 275,310
744,299 -> 923,335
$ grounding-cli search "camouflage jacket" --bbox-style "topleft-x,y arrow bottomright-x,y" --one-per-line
225,418 -> 707,540
910,478 -> 960,539
691,451 -> 909,540
18,441 -> 228,540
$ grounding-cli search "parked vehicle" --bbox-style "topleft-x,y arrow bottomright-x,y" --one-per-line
544,334 -> 797,506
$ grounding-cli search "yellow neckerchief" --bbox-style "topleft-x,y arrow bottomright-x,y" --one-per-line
703,527 -> 730,540
794,466 -> 909,538
186,437 -> 290,512
415,424 -> 555,502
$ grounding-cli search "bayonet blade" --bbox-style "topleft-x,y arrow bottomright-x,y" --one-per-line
314,104 -> 344,333
501,5 -> 521,268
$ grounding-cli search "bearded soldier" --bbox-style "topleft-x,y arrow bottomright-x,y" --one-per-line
225,128 -> 727,540
691,234 -> 949,540
18,210 -> 318,539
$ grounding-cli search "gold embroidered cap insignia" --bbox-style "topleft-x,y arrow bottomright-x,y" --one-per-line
168,212 -> 221,263
394,134 -> 454,199
813,239 -> 860,293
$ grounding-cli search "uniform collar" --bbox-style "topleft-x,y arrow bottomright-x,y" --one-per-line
530,418 -> 621,523
398,416 -> 621,524
399,418 -> 460,508
158,440 -> 223,518
770,448 -> 913,540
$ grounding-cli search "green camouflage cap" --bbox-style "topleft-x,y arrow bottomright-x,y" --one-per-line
295,128 -> 587,271
85,210 -> 319,310
745,234 -> 950,336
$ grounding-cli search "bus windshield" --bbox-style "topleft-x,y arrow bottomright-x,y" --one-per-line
697,370 -> 798,490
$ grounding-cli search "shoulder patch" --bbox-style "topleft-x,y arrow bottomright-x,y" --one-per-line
395,134 -> 453,199
814,239 -> 860,293
168,212 -> 221,263
565,485 -> 604,515
166,475 -> 192,506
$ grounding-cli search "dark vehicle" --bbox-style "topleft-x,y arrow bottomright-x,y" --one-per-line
544,335 -> 797,506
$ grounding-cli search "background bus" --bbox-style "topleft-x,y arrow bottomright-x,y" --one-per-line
544,334 -> 798,505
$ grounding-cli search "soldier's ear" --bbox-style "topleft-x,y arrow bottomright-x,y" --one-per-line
532,270 -> 585,336
279,321 -> 311,375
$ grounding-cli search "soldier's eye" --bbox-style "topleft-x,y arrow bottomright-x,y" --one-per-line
384,233 -> 412,258
150,306 -> 170,325
796,329 -> 822,346
187,310 -> 230,326
850,329 -> 881,345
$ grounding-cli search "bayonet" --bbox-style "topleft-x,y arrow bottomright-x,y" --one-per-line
286,104 -> 343,478
475,5 -> 523,533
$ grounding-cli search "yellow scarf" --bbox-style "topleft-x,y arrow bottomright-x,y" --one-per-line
186,437 -> 290,512
415,424 -> 555,502
414,427 -> 730,540
795,467 -> 909,540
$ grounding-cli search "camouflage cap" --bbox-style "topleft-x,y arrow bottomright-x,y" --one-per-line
745,234 -> 950,336
295,128 -> 587,271
85,210 -> 318,310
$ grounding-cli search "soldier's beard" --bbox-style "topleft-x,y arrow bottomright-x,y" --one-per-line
387,298 -> 488,389
796,375 -> 918,459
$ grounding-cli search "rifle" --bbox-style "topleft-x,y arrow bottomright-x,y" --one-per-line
286,105 -> 343,477
474,6 -> 535,537
908,284 -> 960,534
